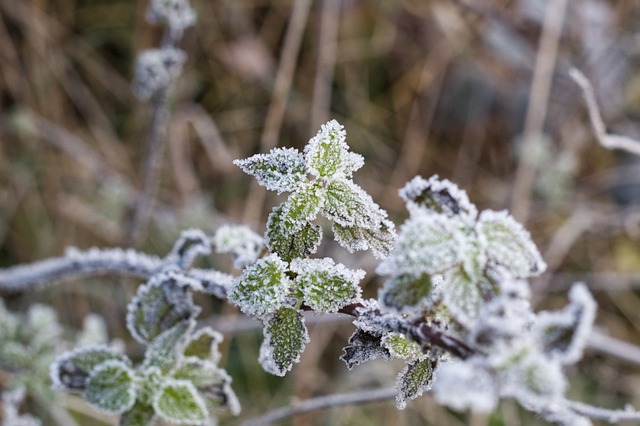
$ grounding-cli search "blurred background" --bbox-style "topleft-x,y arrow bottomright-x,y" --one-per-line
2,0 -> 640,424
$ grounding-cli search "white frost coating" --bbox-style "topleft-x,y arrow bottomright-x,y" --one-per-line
1,387 -> 42,426
165,229 -> 212,269
213,224 -> 263,269
323,179 -> 387,228
227,254 -> 291,317
441,267 -> 483,327
533,283 -> 596,364
84,359 -> 137,414
258,310 -> 310,377
133,48 -> 187,100
376,213 -> 465,276
50,344 -> 127,390
500,352 -> 566,403
154,379 -> 208,425
476,210 -> 547,278
233,147 -> 307,194
146,0 -> 196,37
433,358 -> 499,412
304,120 -> 363,179
184,327 -> 223,363
290,257 -> 364,312
25,304 -> 63,348
399,175 -> 478,221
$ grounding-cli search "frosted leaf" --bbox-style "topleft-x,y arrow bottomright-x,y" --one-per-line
441,266 -> 484,326
533,283 -> 596,364
332,223 -> 368,253
133,48 -> 186,100
25,304 -> 63,349
377,214 -> 463,276
126,272 -> 200,344
332,219 -> 396,259
84,359 -> 136,414
379,273 -> 434,313
382,333 -> 422,359
146,0 -> 196,36
433,357 -> 498,412
227,254 -> 291,317
166,228 -> 212,269
154,380 -> 208,425
259,306 -> 310,376
138,367 -> 164,406
305,119 -> 362,179
340,328 -> 390,370
501,353 -> 566,401
323,179 -> 386,228
399,175 -> 477,221
173,357 -> 228,388
213,224 -> 263,268
267,209 -> 322,262
120,401 -> 156,426
233,147 -> 307,194
183,327 -> 223,363
395,357 -> 436,409
51,345 -> 129,391
290,258 -> 364,313
477,210 -> 546,278
143,320 -> 193,372
77,314 -> 109,347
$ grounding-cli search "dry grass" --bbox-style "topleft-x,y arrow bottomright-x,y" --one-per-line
2,0 -> 640,424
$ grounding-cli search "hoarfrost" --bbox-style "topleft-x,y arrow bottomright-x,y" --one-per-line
433,358 -> 499,412
396,357 -> 436,409
133,48 -> 186,100
399,175 -> 477,221
84,359 -> 137,414
304,120 -> 363,179
232,147 -> 307,194
153,379 -> 208,425
340,328 -> 390,369
146,0 -> 196,37
213,224 -> 263,269
258,307 -> 310,376
165,229 -> 212,269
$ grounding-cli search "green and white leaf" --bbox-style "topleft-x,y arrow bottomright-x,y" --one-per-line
399,175 -> 477,221
332,219 -> 396,259
382,333 -> 422,359
378,273 -> 433,313
119,401 -> 156,426
395,357 -> 435,410
50,345 -> 130,391
477,210 -> 546,278
137,366 -> 163,406
143,320 -> 193,372
227,254 -> 291,317
126,273 -> 200,344
267,219 -> 322,263
154,380 -> 208,425
305,120 -> 362,179
259,307 -> 310,377
183,327 -> 223,363
290,258 -> 364,313
323,180 -> 386,228
233,147 -> 307,194
340,329 -> 390,370
441,266 -> 483,327
213,224 -> 263,269
173,357 -> 228,388
84,359 -> 136,414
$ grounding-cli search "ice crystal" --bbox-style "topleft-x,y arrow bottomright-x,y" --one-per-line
232,147 -> 307,194
133,48 -> 186,100
213,224 -> 263,269
259,307 -> 310,376
227,254 -> 291,317
290,257 -> 364,313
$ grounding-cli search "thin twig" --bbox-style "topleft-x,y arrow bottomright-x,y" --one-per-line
566,399 -> 640,423
241,387 -> 397,426
569,67 -> 640,157
588,329 -> 640,367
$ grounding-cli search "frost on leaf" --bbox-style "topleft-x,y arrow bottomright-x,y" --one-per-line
340,329 -> 390,370
174,357 -> 239,415
477,210 -> 546,278
51,346 -> 129,391
395,357 -> 436,410
213,224 -> 263,268
166,228 -> 211,269
323,180 -> 385,228
120,401 -> 155,426
433,358 -> 498,413
503,353 -> 566,402
441,266 -> 484,326
154,380 -> 208,425
290,258 -> 364,313
332,219 -> 396,259
183,327 -> 223,363
259,306 -> 310,376
399,175 -> 477,221
533,283 -> 596,364
378,214 -> 462,276
227,254 -> 291,317
382,333 -> 422,359
233,147 -> 307,194
379,273 -> 433,313
267,215 -> 322,263
305,120 -> 362,179
126,273 -> 200,344
143,320 -> 193,372
84,360 -> 136,414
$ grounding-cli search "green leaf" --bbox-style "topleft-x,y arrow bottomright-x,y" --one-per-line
138,366 -> 163,406
233,147 -> 307,194
305,120 -> 362,179
143,320 -> 193,372
379,274 -> 433,313
84,360 -> 136,414
119,401 -> 155,426
441,266 -> 483,326
399,175 -> 477,220
183,327 -> 223,362
51,346 -> 130,391
173,357 -> 228,388
290,258 -> 364,313
340,329 -> 390,370
332,219 -> 396,259
323,180 -> 385,228
267,213 -> 323,262
259,307 -> 310,376
154,380 -> 208,425
396,357 -> 435,409
227,254 -> 291,317
382,333 -> 422,359
126,273 -> 200,344
477,210 -> 546,278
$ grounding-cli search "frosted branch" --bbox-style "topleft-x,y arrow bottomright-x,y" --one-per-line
566,400 -> 640,423
569,67 -> 640,157
241,387 -> 396,426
